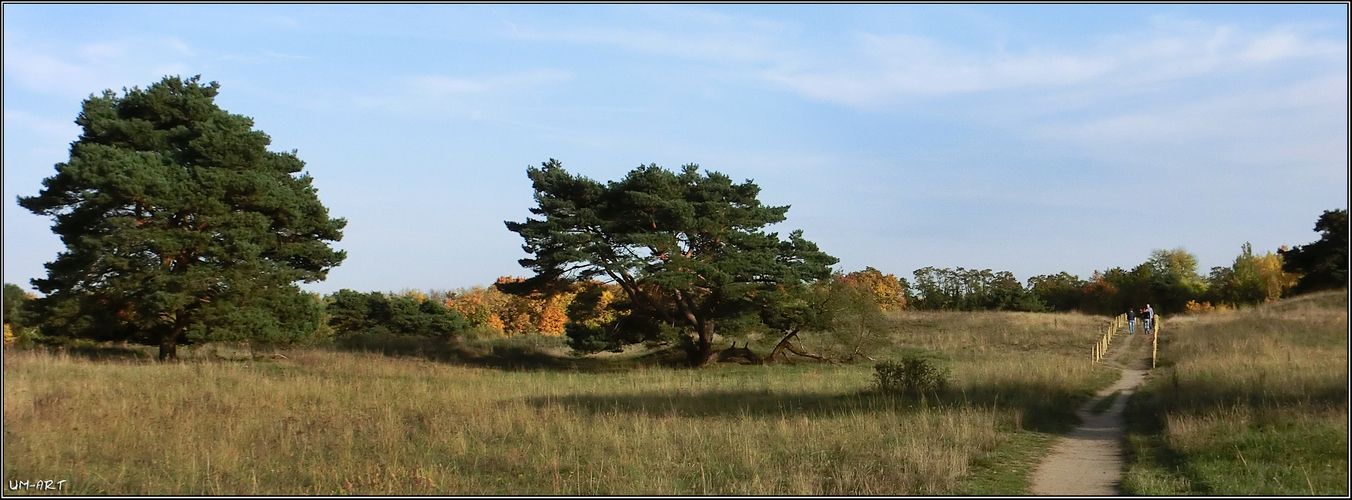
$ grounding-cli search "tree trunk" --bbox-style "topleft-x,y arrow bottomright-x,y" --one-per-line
689,321 -> 716,367
158,314 -> 186,362
158,336 -> 178,361
767,330 -> 800,362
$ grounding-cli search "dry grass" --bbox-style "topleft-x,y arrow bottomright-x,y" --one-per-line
3,310 -> 1118,495
1122,289 -> 1348,495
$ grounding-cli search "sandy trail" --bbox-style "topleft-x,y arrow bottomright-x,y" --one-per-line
1029,329 -> 1150,495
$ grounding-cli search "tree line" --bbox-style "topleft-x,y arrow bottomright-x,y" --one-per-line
3,75 -> 1346,365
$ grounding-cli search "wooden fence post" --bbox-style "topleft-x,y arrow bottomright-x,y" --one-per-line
1150,315 -> 1161,369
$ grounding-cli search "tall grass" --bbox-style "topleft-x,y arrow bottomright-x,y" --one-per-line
3,310 -> 1117,495
1122,290 -> 1348,495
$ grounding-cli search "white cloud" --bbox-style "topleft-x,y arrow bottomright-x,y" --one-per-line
502,6 -> 791,66
353,69 -> 573,113
3,110 -> 79,141
2,110 -> 79,162
2,51 -> 90,96
765,21 -> 1345,108
3,35 -> 201,99
510,25 -> 778,65
763,33 -> 1115,105
1239,29 -> 1342,63
1030,73 -> 1347,187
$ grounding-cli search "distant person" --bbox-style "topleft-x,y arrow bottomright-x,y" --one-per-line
1144,303 -> 1155,332
1127,307 -> 1136,335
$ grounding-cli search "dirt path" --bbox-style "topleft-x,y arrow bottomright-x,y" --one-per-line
1029,329 -> 1151,495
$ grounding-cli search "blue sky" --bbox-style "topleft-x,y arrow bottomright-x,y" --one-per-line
4,4 -> 1347,296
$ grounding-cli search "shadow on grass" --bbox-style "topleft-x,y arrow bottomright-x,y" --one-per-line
1161,376 -> 1347,412
336,335 -> 1093,431
1121,385 -> 1212,495
25,341 -> 321,364
331,333 -> 691,373
24,343 -> 157,362
524,381 -> 1090,433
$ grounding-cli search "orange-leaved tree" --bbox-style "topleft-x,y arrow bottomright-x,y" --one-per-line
838,267 -> 908,311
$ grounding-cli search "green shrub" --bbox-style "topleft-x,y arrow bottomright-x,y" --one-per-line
874,355 -> 950,396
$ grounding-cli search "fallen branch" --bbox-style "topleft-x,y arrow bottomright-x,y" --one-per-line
715,341 -> 763,365
766,331 -> 837,364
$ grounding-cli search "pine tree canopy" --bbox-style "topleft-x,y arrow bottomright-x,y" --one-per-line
505,159 -> 837,365
18,75 -> 346,360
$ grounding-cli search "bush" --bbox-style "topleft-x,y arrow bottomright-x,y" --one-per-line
874,355 -> 950,397
1183,300 -> 1234,315
325,289 -> 471,339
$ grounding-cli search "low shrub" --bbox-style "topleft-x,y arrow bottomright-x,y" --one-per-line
874,354 -> 950,397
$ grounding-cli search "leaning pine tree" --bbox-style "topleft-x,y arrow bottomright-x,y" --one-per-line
505,159 -> 838,366
19,75 -> 346,360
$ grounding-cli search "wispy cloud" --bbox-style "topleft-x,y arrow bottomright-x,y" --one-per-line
1238,29 -> 1343,63
503,5 -> 791,65
3,110 -> 80,160
763,21 -> 1345,107
405,70 -> 571,95
218,49 -> 310,64
1034,74 -> 1347,173
3,34 -> 200,99
3,110 -> 77,140
509,25 -> 779,65
762,32 -> 1114,106
353,69 -> 573,114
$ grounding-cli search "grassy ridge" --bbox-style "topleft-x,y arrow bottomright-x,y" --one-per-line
1122,290 -> 1349,495
3,311 -> 1116,495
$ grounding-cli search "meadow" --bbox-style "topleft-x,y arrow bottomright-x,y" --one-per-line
2,310 -> 1119,495
1122,290 -> 1349,495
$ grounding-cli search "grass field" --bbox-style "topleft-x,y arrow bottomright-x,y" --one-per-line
2,311 -> 1119,495
1121,290 -> 1349,495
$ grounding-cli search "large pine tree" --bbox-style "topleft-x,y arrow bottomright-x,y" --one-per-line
505,159 -> 837,366
19,75 -> 346,360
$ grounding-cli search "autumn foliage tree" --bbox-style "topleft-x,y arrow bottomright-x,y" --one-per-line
440,277 -> 577,337
1208,243 -> 1298,305
838,267 -> 907,311
18,76 -> 346,360
506,160 -> 837,366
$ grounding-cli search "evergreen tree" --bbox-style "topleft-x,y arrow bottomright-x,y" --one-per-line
506,160 -> 837,366
19,76 -> 346,360
1281,209 -> 1349,293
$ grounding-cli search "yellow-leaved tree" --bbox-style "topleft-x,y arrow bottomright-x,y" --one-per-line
838,267 -> 908,311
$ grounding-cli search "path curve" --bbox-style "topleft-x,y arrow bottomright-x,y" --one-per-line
1029,330 -> 1150,495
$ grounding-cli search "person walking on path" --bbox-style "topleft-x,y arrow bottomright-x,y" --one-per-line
1127,307 -> 1136,335
1144,303 -> 1155,333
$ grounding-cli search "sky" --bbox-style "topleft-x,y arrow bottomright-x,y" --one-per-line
3,3 -> 1348,296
